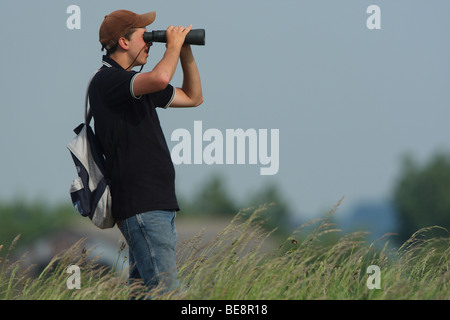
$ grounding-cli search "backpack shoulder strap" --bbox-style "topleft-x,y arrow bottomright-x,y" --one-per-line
85,71 -> 98,126
85,69 -> 124,179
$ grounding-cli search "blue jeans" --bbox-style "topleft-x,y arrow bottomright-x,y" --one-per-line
117,210 -> 179,294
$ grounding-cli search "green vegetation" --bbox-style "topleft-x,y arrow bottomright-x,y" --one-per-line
178,174 -> 292,236
0,199 -> 77,250
1,202 -> 448,300
393,152 -> 450,243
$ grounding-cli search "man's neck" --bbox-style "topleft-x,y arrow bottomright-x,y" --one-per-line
109,53 -> 133,70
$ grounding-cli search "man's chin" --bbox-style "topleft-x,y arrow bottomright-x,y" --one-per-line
139,58 -> 148,66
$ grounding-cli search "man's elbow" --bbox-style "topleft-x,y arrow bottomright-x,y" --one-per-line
156,74 -> 172,92
193,96 -> 204,107
150,70 -> 171,92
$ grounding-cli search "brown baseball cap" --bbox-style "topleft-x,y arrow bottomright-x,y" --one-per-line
99,10 -> 156,50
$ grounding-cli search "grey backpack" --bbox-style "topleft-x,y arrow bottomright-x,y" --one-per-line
67,73 -> 120,229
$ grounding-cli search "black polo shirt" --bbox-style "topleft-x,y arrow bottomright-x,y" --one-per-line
88,55 -> 179,221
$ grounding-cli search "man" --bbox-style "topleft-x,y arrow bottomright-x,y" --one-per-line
89,9 -> 203,294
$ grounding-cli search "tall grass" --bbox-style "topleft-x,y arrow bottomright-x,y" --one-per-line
1,202 -> 449,300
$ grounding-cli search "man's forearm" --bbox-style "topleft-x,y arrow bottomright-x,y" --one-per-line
154,45 -> 183,85
180,45 -> 203,105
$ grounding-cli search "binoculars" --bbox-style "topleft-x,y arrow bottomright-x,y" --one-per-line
143,29 -> 205,46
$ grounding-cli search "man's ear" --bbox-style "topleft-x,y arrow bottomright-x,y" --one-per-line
118,37 -> 129,50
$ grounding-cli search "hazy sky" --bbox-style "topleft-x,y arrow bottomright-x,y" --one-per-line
1,0 -> 449,221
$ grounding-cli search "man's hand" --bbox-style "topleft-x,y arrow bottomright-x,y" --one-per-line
165,25 -> 193,50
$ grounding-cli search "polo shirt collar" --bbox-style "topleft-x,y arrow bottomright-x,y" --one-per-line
102,55 -> 124,70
